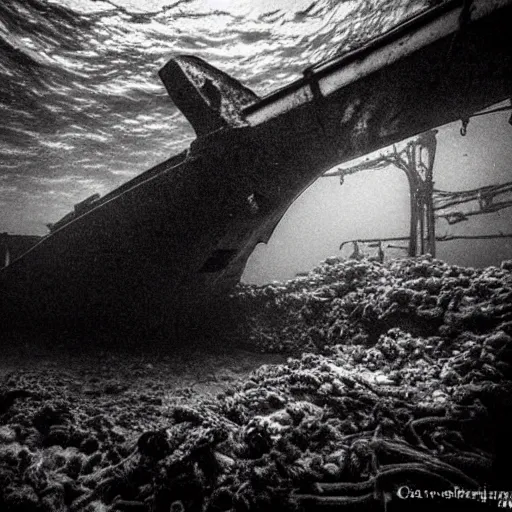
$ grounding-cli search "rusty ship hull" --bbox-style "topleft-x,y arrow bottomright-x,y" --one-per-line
1,0 -> 511,333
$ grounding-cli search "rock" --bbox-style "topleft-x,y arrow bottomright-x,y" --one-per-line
440,365 -> 461,386
83,501 -> 109,512
318,383 -> 334,395
375,374 -> 395,386
431,390 -> 448,403
0,426 -> 17,444
500,260 -> 512,271
486,331 -> 512,350
322,462 -> 341,479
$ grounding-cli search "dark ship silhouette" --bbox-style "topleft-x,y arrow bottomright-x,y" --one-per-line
1,0 -> 511,334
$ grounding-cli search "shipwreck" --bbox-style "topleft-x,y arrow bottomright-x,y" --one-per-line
1,0 -> 511,334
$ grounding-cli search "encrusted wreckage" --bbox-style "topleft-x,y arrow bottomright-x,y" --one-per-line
1,0 -> 511,332
2,256 -> 512,510
332,128 -> 512,259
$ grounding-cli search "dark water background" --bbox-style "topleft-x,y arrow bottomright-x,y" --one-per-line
1,0 -> 511,283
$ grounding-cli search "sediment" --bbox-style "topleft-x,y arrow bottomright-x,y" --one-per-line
1,256 -> 511,511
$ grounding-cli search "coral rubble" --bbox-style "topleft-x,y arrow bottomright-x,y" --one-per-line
1,256 -> 511,511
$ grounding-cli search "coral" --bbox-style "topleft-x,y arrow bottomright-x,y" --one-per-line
222,256 -> 512,354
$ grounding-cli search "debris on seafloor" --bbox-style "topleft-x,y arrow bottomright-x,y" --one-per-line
1,256 -> 512,511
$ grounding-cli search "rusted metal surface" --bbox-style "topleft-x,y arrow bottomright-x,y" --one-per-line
324,131 -> 439,257
159,55 -> 259,136
1,0 -> 511,333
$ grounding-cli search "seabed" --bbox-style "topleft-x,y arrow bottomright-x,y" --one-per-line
1,255 -> 511,511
